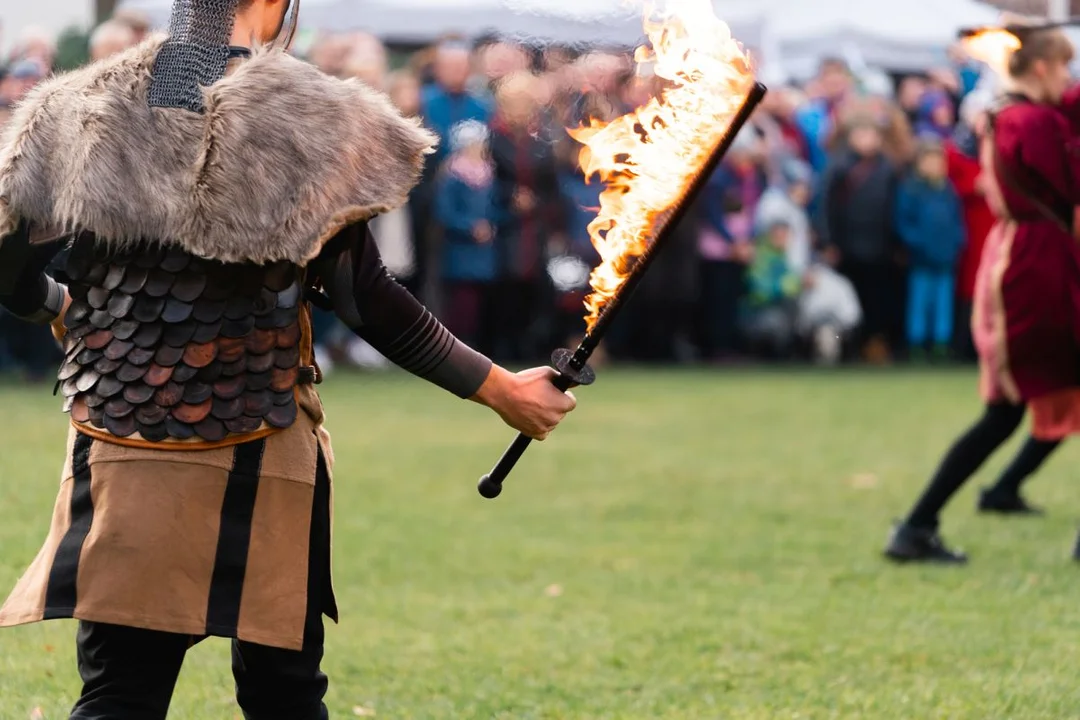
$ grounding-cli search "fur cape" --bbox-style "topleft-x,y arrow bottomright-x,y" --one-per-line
0,36 -> 437,265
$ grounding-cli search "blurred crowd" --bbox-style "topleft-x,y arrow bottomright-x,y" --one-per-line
0,12 -> 998,379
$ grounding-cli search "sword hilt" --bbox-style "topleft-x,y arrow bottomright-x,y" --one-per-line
477,349 -> 594,499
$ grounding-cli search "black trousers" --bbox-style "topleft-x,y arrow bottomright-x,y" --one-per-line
839,258 -> 890,344
69,618 -> 328,720
698,260 -> 745,359
69,450 -> 334,719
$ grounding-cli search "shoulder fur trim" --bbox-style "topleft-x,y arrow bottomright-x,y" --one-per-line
0,36 -> 437,265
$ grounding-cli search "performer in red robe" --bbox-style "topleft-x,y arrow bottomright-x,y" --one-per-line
942,96 -> 1063,516
886,28 -> 1079,563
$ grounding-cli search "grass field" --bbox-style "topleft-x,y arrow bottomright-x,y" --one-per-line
3,367 -> 1080,719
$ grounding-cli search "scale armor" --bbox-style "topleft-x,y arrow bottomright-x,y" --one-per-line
56,234 -> 312,444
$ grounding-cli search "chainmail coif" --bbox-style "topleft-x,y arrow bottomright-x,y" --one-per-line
148,0 -> 241,113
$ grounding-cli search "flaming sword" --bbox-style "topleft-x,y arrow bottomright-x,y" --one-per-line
477,0 -> 767,499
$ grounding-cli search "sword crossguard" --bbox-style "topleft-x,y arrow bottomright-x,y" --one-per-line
476,348 -> 596,499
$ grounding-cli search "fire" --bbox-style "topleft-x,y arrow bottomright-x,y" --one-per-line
961,28 -> 1021,79
568,0 -> 756,331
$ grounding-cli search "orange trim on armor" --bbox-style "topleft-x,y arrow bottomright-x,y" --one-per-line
71,420 -> 283,452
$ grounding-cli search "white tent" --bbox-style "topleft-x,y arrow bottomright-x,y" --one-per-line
116,0 -> 1002,77
716,0 -> 1003,80
115,0 -> 765,49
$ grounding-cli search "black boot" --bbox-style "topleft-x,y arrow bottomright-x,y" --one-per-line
1072,531 -> 1080,562
977,487 -> 1045,516
884,522 -> 968,564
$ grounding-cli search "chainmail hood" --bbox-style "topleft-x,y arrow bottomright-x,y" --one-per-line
149,0 -> 241,113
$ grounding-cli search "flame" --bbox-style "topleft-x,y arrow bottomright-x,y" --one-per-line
962,28 -> 1021,79
568,0 -> 756,332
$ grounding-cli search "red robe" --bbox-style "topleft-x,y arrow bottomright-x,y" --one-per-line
973,86 -> 1080,439
945,142 -> 995,303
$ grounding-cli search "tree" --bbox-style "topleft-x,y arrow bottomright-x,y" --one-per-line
96,0 -> 120,24
54,26 -> 90,72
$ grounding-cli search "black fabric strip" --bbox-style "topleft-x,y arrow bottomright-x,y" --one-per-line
205,438 -> 266,637
44,433 -> 95,618
425,340 -> 494,399
392,316 -> 450,371
310,446 -> 337,624
392,324 -> 446,374
412,329 -> 455,377
378,312 -> 426,352
383,312 -> 438,359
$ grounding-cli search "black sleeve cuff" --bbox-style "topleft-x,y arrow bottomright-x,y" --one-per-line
426,334 -> 493,399
376,310 -> 492,399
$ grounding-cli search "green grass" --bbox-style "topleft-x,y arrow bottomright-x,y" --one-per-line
3,367 -> 1080,718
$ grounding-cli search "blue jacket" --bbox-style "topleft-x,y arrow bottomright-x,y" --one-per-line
701,163 -> 766,243
557,169 -> 602,266
420,85 -> 492,168
434,170 -> 497,282
895,176 -> 966,270
795,99 -> 834,174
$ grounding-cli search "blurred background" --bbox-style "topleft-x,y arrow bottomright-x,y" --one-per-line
0,0 -> 1075,380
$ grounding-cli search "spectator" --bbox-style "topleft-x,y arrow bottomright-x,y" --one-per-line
741,219 -> 802,359
796,57 -> 855,173
416,39 -> 494,308
756,86 -> 812,167
697,126 -> 765,361
797,263 -> 863,365
388,69 -> 422,118
489,71 -> 561,362
474,40 -> 531,95
755,157 -> 815,275
914,88 -> 956,141
820,116 -> 899,364
371,69 -> 422,289
947,90 -> 995,362
834,94 -> 915,168
89,19 -> 137,62
421,39 -> 493,169
434,120 -> 498,355
342,32 -> 389,91
895,137 -> 966,361
0,59 -> 46,127
112,9 -> 151,44
947,43 -> 982,98
10,26 -> 55,69
897,75 -> 927,128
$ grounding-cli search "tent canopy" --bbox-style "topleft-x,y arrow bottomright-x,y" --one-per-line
720,0 -> 1002,79
116,0 -> 1004,76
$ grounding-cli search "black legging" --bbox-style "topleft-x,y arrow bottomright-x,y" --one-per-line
906,403 -> 1061,529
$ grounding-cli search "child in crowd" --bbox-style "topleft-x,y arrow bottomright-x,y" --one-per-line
755,158 -> 815,275
698,126 -> 766,360
434,119 -> 498,356
741,219 -> 803,358
895,137 -> 966,360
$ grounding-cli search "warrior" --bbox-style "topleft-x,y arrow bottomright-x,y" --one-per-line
0,0 -> 577,716
885,26 -> 1080,564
